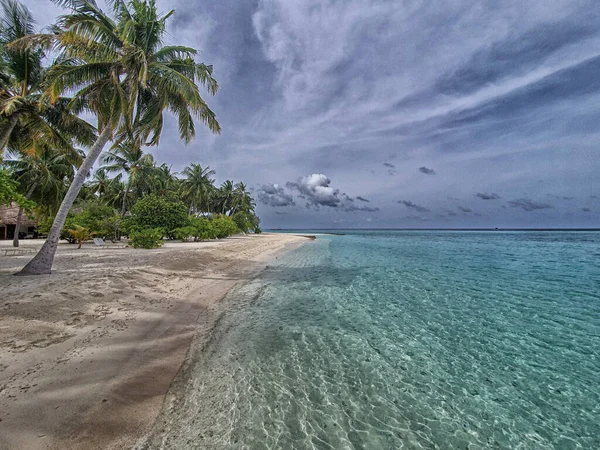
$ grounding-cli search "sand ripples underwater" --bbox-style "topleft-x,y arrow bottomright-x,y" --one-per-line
151,231 -> 600,449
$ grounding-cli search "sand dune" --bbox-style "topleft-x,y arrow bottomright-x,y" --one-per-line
0,233 -> 306,450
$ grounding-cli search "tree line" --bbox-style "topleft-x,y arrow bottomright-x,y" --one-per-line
0,0 -> 260,273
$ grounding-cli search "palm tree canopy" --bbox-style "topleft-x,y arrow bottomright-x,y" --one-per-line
181,162 -> 214,212
19,0 -> 221,144
0,0 -> 97,158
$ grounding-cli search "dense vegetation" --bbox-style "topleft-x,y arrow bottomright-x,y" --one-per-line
0,0 -> 260,260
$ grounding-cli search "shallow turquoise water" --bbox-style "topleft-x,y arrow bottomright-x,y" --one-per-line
159,231 -> 600,449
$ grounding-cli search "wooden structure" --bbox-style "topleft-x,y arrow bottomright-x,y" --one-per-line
0,203 -> 38,240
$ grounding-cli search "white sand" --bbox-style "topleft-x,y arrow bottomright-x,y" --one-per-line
0,233 -> 306,450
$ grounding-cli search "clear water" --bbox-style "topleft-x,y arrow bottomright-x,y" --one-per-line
155,231 -> 600,449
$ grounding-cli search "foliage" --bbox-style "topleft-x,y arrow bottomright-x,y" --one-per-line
233,210 -> 261,233
128,194 -> 187,239
173,216 -> 216,241
67,224 -> 94,249
181,163 -> 215,213
0,167 -> 31,207
211,214 -> 239,239
232,210 -> 251,233
0,0 -> 96,160
71,201 -> 120,239
130,227 -> 164,249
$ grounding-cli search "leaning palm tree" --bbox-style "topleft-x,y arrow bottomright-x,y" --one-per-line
101,142 -> 155,216
0,0 -> 95,160
181,163 -> 215,214
4,146 -> 78,246
16,0 -> 220,275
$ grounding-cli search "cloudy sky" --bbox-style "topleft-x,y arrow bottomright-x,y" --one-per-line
31,0 -> 600,228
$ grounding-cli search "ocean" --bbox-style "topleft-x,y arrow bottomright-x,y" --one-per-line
155,231 -> 600,449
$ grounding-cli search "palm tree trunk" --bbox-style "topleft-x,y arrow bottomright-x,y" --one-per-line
120,179 -> 131,218
0,113 -> 20,160
13,183 -> 37,248
16,126 -> 113,275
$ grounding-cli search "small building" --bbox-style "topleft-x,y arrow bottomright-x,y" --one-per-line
0,203 -> 38,240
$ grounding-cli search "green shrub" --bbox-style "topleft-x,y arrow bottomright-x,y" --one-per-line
232,211 -> 261,234
173,226 -> 197,242
129,194 -> 187,239
232,211 -> 251,233
190,216 -> 215,240
130,228 -> 164,249
72,201 -> 120,239
211,215 -> 238,238
174,217 -> 216,241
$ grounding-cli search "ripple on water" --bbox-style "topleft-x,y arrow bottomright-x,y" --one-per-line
151,232 -> 600,450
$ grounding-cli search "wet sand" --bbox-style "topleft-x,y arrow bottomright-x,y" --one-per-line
0,233 -> 306,450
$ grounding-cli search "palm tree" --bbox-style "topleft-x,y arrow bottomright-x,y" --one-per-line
181,163 -> 215,214
17,0 -> 220,275
101,142 -> 155,217
231,182 -> 255,215
0,0 -> 95,160
4,146 -> 77,246
151,163 -> 177,196
215,180 -> 235,215
87,168 -> 113,197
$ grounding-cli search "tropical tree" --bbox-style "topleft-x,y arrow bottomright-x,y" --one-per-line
151,163 -> 177,195
87,168 -> 113,197
231,182 -> 255,215
0,0 -> 95,160
101,142 -> 155,216
4,146 -> 77,246
181,163 -> 215,213
215,180 -> 234,215
67,224 -> 93,248
16,0 -> 220,275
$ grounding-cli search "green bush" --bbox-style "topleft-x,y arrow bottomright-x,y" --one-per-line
130,228 -> 164,249
73,201 -> 120,239
174,217 -> 216,242
232,211 -> 261,234
129,194 -> 188,239
211,215 -> 238,238
173,225 -> 197,242
190,216 -> 215,240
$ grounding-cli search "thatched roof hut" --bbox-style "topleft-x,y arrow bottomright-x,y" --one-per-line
0,203 -> 37,226
0,203 -> 38,239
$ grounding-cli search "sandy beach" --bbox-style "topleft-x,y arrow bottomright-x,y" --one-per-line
0,233 -> 306,450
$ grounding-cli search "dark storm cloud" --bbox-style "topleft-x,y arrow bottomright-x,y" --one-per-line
356,196 -> 370,202
419,166 -> 435,175
458,206 -> 472,213
398,200 -> 430,213
476,192 -> 501,200
257,183 -> 295,207
508,198 -> 554,211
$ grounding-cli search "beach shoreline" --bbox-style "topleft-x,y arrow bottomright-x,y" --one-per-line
0,233 -> 307,450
